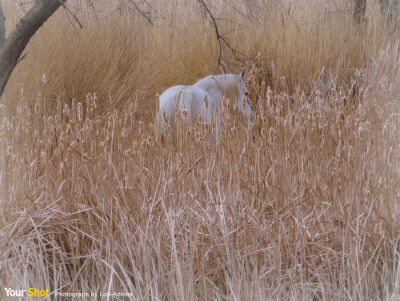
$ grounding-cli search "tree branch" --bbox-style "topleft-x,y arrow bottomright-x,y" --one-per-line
127,0 -> 153,25
62,2 -> 83,29
196,0 -> 248,67
0,0 -> 66,98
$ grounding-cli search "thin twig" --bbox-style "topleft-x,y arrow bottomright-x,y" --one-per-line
64,5 -> 83,29
63,6 -> 80,34
196,0 -> 250,66
56,0 -> 83,29
16,52 -> 29,65
127,0 -> 153,25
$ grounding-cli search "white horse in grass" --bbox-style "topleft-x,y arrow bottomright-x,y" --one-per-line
158,70 -> 251,138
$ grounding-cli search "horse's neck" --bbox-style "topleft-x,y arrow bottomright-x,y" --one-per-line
194,76 -> 222,104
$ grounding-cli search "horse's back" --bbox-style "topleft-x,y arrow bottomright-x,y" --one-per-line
159,85 -> 209,126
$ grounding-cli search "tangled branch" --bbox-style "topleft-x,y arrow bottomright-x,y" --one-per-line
196,0 -> 248,67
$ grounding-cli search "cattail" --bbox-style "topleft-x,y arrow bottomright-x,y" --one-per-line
57,97 -> 62,122
77,102 -> 83,122
42,73 -> 47,84
181,109 -> 188,119
233,104 -> 238,113
34,94 -> 42,115
72,98 -> 77,122
204,94 -> 209,112
176,91 -> 183,112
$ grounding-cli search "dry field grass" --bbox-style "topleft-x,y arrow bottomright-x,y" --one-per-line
1,0 -> 400,300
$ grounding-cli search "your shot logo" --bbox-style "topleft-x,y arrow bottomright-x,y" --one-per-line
4,287 -> 49,297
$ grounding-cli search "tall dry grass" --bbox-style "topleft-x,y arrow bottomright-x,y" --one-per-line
1,0 -> 392,115
1,0 -> 400,300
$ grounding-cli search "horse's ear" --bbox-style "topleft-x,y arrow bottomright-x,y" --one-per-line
240,69 -> 245,79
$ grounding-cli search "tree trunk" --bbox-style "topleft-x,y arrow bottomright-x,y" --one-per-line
353,0 -> 367,23
0,3 -> 5,48
0,0 -> 66,98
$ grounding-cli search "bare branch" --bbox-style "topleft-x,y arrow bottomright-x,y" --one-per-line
196,0 -> 248,67
127,0 -> 153,25
62,5 -> 81,34
0,0 -> 66,97
61,2 -> 83,29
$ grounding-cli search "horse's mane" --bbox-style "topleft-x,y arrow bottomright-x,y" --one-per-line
195,74 -> 240,101
213,75 -> 240,101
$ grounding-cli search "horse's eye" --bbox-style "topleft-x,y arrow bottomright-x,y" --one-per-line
245,92 -> 248,96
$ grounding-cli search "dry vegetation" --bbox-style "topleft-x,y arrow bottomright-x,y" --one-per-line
1,0 -> 400,300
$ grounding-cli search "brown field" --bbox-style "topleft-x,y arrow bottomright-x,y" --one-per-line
1,0 -> 399,299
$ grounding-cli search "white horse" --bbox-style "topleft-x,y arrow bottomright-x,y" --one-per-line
158,70 -> 251,137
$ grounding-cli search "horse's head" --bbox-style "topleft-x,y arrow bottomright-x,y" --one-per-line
237,69 -> 251,121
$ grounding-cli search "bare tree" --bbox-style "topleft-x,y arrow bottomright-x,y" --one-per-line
0,0 -> 66,98
0,0 -> 157,99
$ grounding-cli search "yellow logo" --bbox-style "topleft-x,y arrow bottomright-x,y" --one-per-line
28,288 -> 49,297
